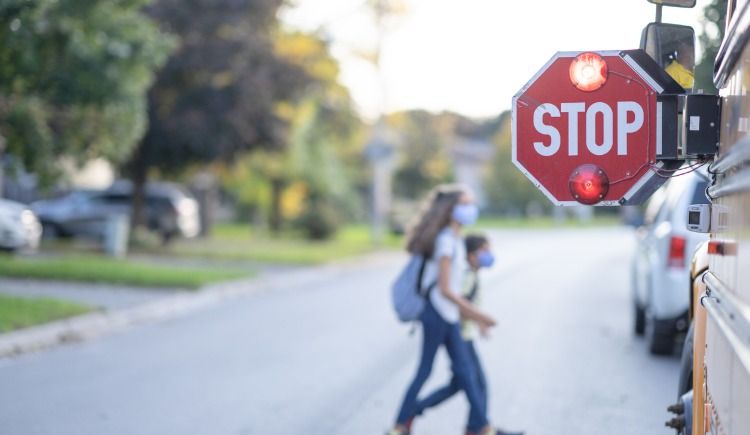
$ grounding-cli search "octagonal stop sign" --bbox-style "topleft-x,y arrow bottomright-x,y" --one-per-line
512,50 -> 683,206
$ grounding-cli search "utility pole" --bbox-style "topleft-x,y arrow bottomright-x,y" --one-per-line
367,0 -> 395,245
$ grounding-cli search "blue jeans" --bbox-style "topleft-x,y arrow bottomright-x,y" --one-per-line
395,302 -> 489,432
415,340 -> 487,420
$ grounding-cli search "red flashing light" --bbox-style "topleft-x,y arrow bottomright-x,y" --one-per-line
708,240 -> 738,256
668,236 -> 686,268
568,164 -> 609,205
569,52 -> 608,92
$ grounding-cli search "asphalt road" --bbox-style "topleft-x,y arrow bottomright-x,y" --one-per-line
0,227 -> 680,435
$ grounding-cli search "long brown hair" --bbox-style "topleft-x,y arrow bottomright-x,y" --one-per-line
405,184 -> 468,257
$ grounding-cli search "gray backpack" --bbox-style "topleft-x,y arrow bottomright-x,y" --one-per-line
391,255 -> 435,322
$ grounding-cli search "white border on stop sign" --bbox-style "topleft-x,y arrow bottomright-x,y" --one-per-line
511,50 -> 663,206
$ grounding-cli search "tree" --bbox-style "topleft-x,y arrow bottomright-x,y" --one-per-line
0,0 -> 173,188
125,0 -> 314,234
483,111 -> 550,216
388,110 -> 457,200
694,0 -> 727,92
218,30 -> 364,238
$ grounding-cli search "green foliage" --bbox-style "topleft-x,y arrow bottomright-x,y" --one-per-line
0,255 -> 248,288
483,111 -> 551,216
293,190 -> 340,240
0,0 -> 174,185
694,0 -> 726,92
388,110 -> 456,200
154,223 -> 402,264
219,30 -> 364,239
130,0 -> 312,175
0,294 -> 91,333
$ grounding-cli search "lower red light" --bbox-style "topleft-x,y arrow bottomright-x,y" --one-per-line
569,164 -> 609,205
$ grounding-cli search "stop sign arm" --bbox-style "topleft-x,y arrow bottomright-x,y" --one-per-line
512,49 -> 689,206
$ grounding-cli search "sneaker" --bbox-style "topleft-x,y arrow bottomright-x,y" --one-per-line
467,428 -> 524,435
386,419 -> 412,435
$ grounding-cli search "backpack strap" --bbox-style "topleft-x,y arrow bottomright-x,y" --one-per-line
466,274 -> 479,302
417,256 -> 436,297
416,255 -> 427,293
421,280 -> 437,297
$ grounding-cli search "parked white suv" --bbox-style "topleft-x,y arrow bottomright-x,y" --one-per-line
631,167 -> 710,354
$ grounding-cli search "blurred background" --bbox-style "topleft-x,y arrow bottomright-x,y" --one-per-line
0,0 -> 725,254
0,1 -> 730,434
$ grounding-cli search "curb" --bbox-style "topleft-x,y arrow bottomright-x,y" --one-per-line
0,278 -> 248,358
0,250 -> 402,359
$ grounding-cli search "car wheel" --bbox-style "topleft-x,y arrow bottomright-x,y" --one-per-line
159,230 -> 176,246
646,313 -> 676,355
634,300 -> 646,336
677,322 -> 694,397
41,222 -> 62,239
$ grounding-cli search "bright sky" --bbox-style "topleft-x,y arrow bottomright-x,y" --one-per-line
280,0 -> 710,120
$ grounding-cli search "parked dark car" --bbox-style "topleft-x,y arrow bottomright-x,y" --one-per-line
31,181 -> 200,242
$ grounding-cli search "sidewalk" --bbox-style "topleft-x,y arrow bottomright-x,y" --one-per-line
0,250 -> 402,359
0,278 -> 184,310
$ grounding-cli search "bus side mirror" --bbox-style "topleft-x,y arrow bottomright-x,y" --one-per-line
640,22 -> 696,90
647,0 -> 696,7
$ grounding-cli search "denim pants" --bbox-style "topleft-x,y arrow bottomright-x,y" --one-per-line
395,302 -> 489,431
415,339 -> 487,420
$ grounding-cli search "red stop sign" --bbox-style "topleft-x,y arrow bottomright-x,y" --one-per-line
512,50 -> 680,205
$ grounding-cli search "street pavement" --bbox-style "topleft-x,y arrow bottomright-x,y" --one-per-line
0,227 -> 680,435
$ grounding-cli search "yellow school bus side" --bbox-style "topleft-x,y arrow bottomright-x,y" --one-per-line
691,271 -> 707,435
691,2 -> 750,433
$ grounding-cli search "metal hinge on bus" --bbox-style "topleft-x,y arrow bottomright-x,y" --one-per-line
682,94 -> 721,159
656,93 -> 721,161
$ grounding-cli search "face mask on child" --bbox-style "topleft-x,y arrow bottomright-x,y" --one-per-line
452,203 -> 479,226
478,250 -> 495,268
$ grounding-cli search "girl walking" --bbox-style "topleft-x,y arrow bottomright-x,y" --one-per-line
388,185 -> 522,435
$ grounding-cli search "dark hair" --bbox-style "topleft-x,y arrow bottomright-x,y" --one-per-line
406,184 -> 468,256
465,233 -> 489,254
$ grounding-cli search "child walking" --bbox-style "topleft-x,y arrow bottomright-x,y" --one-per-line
414,234 -> 497,421
387,185 -> 522,435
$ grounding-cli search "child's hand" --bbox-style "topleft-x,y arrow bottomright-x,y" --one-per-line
477,315 -> 496,335
479,323 -> 492,339
478,314 -> 496,328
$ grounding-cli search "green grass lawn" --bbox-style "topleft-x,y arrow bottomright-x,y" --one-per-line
143,216 -> 622,266
0,294 -> 92,333
32,216 -> 622,272
0,255 -> 250,289
154,223 -> 404,265
475,215 -> 621,229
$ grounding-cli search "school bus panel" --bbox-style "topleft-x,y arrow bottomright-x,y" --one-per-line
700,2 -> 750,432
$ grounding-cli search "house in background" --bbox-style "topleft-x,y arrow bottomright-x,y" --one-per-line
3,158 -> 114,203
451,138 -> 494,209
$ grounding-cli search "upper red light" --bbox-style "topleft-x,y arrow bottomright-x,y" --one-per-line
569,164 -> 609,205
569,52 -> 608,92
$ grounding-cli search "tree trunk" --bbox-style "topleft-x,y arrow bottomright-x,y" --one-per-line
269,178 -> 284,235
129,142 -> 148,233
0,134 -> 5,199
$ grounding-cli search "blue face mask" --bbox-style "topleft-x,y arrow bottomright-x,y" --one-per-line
452,203 -> 479,226
478,250 -> 495,268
